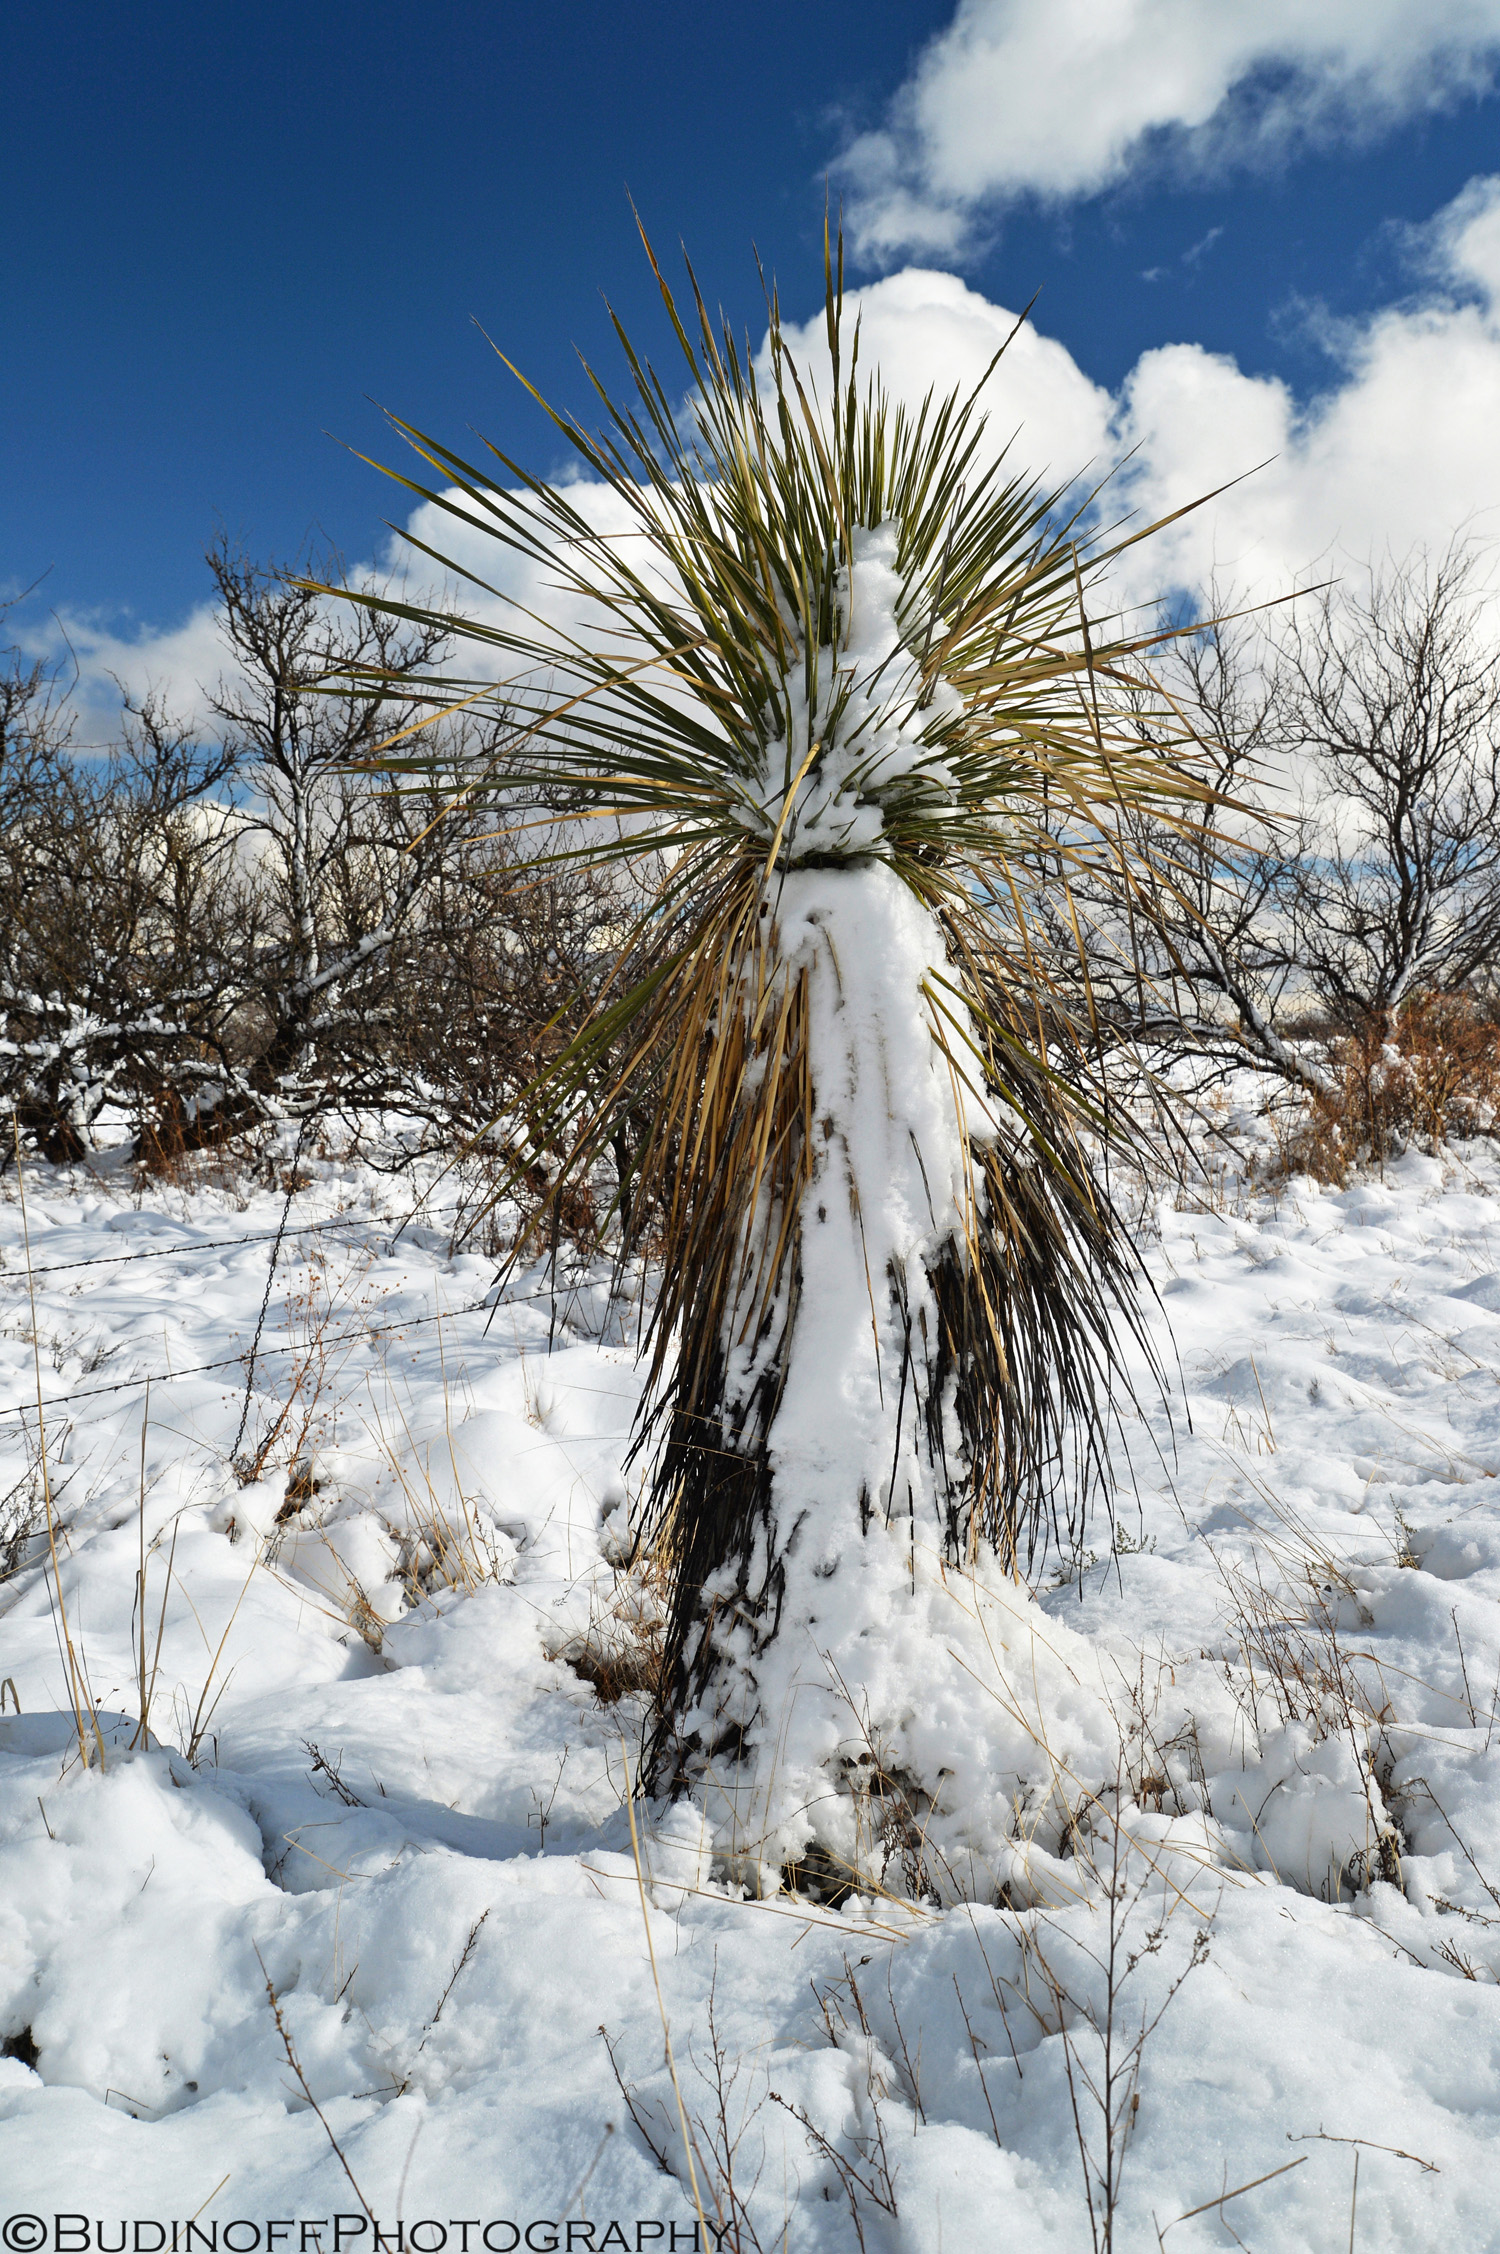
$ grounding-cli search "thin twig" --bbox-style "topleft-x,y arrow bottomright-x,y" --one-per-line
414,1908 -> 490,2055
622,1752 -> 712,2239
1288,2128 -> 1439,2174
233,1109 -> 320,1471
256,1947 -> 376,2225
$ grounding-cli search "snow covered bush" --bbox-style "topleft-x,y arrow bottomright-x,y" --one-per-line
0,555 -> 632,1173
327,235 -> 1215,1893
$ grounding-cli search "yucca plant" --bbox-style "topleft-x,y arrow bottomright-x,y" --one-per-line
319,232 -> 1216,1895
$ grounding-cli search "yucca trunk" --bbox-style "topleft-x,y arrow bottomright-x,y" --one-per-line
649,856 -> 987,1887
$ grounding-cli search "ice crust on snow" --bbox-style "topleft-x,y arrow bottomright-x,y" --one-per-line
0,1135 -> 1499,2242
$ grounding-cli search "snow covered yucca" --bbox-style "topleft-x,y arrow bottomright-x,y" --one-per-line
324,232 -> 1214,1892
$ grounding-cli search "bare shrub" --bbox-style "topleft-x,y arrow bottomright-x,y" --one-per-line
0,644 -> 244,1162
1022,1791 -> 1212,2254
1059,545 -> 1500,1157
1271,544 -> 1500,1030
0,559 -> 646,1239
1272,990 -> 1500,1182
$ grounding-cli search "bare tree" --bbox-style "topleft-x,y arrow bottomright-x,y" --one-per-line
1036,604 -> 1335,1104
198,537 -> 458,1132
0,638 -> 243,1161
1267,541 -> 1500,1030
1056,546 -> 1500,1121
0,556 -> 648,1196
205,542 -> 649,1203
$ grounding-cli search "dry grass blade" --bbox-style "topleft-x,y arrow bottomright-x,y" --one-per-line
13,1108 -> 103,1768
1154,2154 -> 1307,2243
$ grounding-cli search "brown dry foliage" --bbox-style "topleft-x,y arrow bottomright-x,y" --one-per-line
553,1541 -> 669,1709
1276,992 -> 1500,1182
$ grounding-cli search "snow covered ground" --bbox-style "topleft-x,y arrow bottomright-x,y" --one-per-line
2,1130 -> 1500,2250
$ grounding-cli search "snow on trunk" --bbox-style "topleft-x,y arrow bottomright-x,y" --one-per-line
674,523 -> 1018,1894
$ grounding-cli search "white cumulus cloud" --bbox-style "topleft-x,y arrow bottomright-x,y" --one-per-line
1110,172 -> 1500,602
841,0 -> 1500,261
762,267 -> 1116,484
39,601 -> 231,741
766,177 -> 1500,616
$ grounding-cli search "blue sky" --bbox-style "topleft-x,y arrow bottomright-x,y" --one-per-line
6,1 -> 949,625
7,0 -> 1500,680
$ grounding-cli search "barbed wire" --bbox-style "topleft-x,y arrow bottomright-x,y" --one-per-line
0,1198 -> 470,1281
0,1271 -> 626,1428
